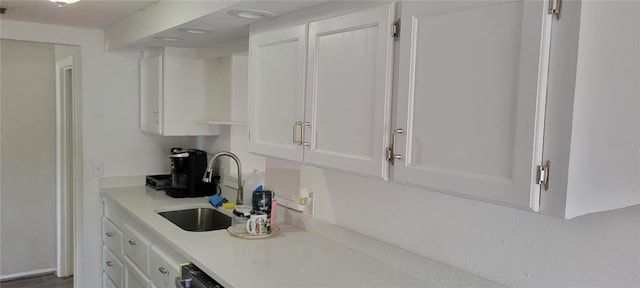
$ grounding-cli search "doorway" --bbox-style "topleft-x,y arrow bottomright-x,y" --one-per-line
55,56 -> 74,278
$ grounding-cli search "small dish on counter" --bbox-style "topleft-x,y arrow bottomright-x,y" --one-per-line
227,224 -> 280,239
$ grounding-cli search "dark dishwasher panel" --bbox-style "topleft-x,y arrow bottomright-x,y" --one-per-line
176,263 -> 224,288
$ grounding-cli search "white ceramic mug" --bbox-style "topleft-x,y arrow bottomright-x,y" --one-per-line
246,212 -> 269,235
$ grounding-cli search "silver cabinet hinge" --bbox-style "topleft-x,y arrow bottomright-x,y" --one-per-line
536,160 -> 551,191
392,19 -> 400,41
548,0 -> 561,20
386,128 -> 404,164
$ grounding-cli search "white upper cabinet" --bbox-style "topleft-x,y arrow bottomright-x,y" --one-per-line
303,4 -> 395,179
538,1 -> 640,218
248,25 -> 307,162
139,53 -> 163,135
139,47 -> 220,136
249,3 -> 395,179
248,1 -> 639,218
392,1 -> 549,210
392,1 -> 640,218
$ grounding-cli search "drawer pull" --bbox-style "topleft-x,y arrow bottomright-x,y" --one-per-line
106,261 -> 113,267
105,232 -> 114,237
128,239 -> 137,246
159,267 -> 170,275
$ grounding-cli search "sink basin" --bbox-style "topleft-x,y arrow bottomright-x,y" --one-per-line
158,207 -> 231,232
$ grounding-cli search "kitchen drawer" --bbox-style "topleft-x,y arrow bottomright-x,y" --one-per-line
103,245 -> 123,287
124,256 -> 151,288
103,217 -> 123,259
103,271 -> 118,288
148,246 -> 179,288
123,223 -> 151,274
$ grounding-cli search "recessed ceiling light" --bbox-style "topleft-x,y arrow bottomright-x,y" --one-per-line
177,28 -> 212,34
154,36 -> 183,42
50,0 -> 80,7
227,9 -> 276,19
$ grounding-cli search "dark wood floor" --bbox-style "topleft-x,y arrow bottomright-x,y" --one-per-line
0,273 -> 73,288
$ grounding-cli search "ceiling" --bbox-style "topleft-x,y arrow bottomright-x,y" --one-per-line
0,0 -> 326,50
0,0 -> 157,29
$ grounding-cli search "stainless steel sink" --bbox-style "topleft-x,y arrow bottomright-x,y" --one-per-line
158,207 -> 231,232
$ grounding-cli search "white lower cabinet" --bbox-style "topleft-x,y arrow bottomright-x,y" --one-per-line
148,246 -> 180,288
103,245 -> 123,286
124,256 -> 151,288
104,272 -> 118,288
123,223 -> 151,275
103,199 -> 188,288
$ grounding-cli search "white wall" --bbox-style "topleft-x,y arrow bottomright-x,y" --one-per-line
302,166 -> 640,287
0,39 -> 57,278
0,19 -> 189,287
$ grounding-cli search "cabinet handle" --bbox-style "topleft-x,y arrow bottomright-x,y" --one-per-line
106,261 -> 113,267
159,267 -> 170,275
128,239 -> 137,246
292,121 -> 303,145
153,109 -> 159,123
302,122 -> 310,147
105,232 -> 114,237
386,128 -> 404,165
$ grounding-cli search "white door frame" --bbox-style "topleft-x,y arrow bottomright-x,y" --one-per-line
55,56 -> 74,277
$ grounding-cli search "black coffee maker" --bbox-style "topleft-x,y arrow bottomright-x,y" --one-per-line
166,148 -> 215,198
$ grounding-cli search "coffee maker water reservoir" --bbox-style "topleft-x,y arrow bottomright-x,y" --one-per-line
167,148 -> 215,198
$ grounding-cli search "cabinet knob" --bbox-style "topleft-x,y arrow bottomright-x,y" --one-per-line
106,261 -> 113,267
105,232 -> 114,237
158,267 -> 170,275
128,239 -> 137,246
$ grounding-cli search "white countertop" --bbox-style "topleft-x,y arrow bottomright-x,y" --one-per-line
102,185 -> 497,287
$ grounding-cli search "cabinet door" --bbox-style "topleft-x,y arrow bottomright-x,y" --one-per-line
248,25 -> 307,162
124,256 -> 150,288
393,1 -> 550,209
304,3 -> 395,179
104,272 -> 119,288
139,54 -> 163,134
103,217 -> 123,260
103,245 -> 123,288
123,223 -> 151,275
148,246 -> 179,288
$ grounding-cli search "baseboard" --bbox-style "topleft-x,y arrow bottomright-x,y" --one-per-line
0,268 -> 56,281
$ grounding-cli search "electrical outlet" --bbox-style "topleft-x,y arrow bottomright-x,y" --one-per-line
93,161 -> 104,177
303,192 -> 314,216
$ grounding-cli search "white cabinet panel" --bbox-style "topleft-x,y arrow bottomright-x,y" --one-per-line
103,217 -> 123,260
540,0 -> 640,218
248,25 -> 307,162
103,245 -> 123,287
139,47 -> 219,136
123,223 -> 151,275
393,1 -> 549,209
148,246 -> 179,288
304,3 -> 395,179
124,256 -> 151,288
104,272 -> 119,288
249,3 -> 395,180
139,54 -> 162,134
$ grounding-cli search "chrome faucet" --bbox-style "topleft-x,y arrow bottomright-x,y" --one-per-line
202,151 -> 244,205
